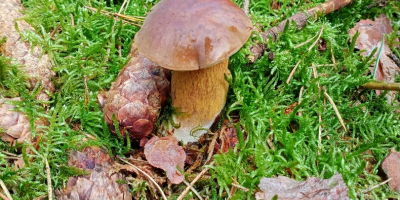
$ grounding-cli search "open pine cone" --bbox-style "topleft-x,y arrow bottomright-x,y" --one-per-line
101,44 -> 170,141
0,98 -> 33,144
0,0 -> 55,101
56,146 -> 132,200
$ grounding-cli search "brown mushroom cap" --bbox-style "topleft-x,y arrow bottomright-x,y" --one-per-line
135,0 -> 252,71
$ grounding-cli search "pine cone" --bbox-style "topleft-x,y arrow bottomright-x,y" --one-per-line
0,0 -> 55,101
101,44 -> 170,140
0,98 -> 32,144
56,146 -> 132,200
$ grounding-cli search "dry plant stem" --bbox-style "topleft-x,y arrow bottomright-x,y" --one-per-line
84,6 -> 143,27
0,179 -> 13,200
286,59 -> 302,84
104,0 -> 129,62
0,150 -> 18,157
298,86 -> 305,117
324,89 -> 347,132
312,63 -> 322,153
45,159 -> 53,200
308,25 -> 324,51
183,180 -> 203,200
361,81 -> 400,91
118,156 -> 168,200
83,75 -> 89,109
206,132 -> 218,164
231,183 -> 249,192
362,178 -> 391,194
331,46 -> 336,65
177,161 -> 214,200
251,0 -> 353,60
0,192 -> 10,200
70,13 -> 74,27
294,25 -> 323,49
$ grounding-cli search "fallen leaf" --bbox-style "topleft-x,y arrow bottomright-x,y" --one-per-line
255,174 -> 349,200
381,150 -> 400,192
348,14 -> 399,102
144,136 -> 186,184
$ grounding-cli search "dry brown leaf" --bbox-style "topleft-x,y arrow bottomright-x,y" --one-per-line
348,14 -> 399,102
255,174 -> 349,200
381,150 -> 400,192
144,136 -> 186,184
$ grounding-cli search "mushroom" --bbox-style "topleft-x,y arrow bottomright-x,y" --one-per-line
135,0 -> 252,143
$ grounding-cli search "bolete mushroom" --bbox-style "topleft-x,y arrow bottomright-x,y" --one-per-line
135,0 -> 252,143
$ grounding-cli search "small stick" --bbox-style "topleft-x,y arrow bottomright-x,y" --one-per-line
231,183 -> 249,192
331,46 -> 336,65
294,33 -> 318,49
286,59 -> 302,84
105,0 -> 130,62
182,180 -> 203,200
177,161 -> 214,200
0,150 -> 18,157
118,156 -> 167,200
206,132 -> 219,164
0,192 -> 10,200
70,14 -> 75,28
0,179 -> 12,200
45,159 -> 53,200
361,81 -> 400,91
308,25 -> 324,52
324,89 -> 347,132
312,63 -> 322,154
298,86 -> 305,117
83,75 -> 90,109
362,178 -> 391,194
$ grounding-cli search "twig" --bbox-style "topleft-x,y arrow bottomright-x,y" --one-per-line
298,86 -> 305,117
231,183 -> 249,192
182,180 -> 203,200
84,6 -> 143,27
104,0 -> 130,63
83,75 -> 90,109
250,0 -> 353,61
70,13 -> 75,28
312,63 -> 322,154
331,46 -> 336,66
0,192 -> 10,200
0,150 -> 18,157
243,0 -> 250,16
206,132 -> 218,164
308,25 -> 324,52
324,89 -> 347,133
45,159 -> 53,200
362,178 -> 391,193
294,25 -> 323,50
286,59 -> 302,84
0,179 -> 13,200
177,161 -> 214,200
118,156 -> 168,200
361,81 -> 400,91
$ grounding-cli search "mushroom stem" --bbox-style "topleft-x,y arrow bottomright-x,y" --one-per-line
171,59 -> 230,143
